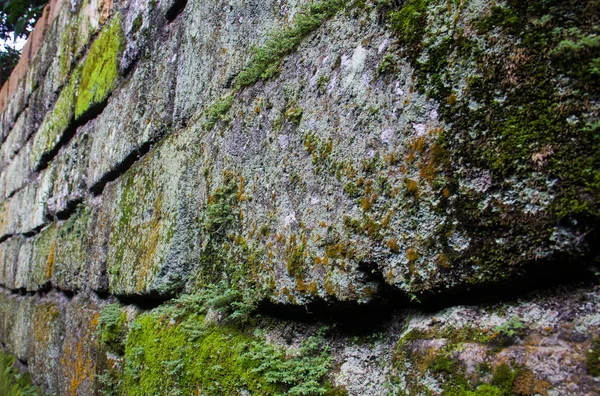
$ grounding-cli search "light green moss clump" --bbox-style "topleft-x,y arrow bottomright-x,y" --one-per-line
234,0 -> 346,89
587,338 -> 600,377
0,351 -> 39,396
380,0 -> 600,290
202,94 -> 234,130
98,303 -> 128,356
31,67 -> 81,167
75,15 -> 124,119
110,293 -> 336,395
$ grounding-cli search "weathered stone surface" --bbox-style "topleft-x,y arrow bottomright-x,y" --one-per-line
100,132 -> 196,296
85,26 -> 178,191
0,290 -> 104,395
0,236 -> 22,289
0,140 -> 33,200
0,109 -> 30,171
0,0 -> 597,394
47,125 -> 91,217
384,285 -> 600,395
0,169 -> 52,239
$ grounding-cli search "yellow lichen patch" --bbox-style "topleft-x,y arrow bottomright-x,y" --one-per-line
387,237 -> 400,253
296,277 -> 311,293
62,339 -> 94,396
405,178 -> 419,195
98,0 -> 114,25
512,369 -> 551,396
323,276 -> 337,296
437,253 -> 451,268
135,194 -> 165,293
32,302 -> 62,370
386,267 -> 395,281
418,142 -> 450,184
407,247 -> 420,262
75,15 -> 124,119
45,242 -> 56,280
360,194 -> 375,211
447,93 -> 457,105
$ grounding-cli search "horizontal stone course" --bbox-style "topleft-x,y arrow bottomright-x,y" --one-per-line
0,0 -> 597,394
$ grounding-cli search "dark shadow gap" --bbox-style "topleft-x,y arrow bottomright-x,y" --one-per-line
9,288 -> 27,296
22,223 -> 46,238
56,287 -> 76,299
257,253 -> 598,335
116,291 -> 175,310
35,97 -> 110,173
35,282 -> 52,297
166,0 -> 188,22
89,138 -> 155,195
94,290 -> 110,300
55,197 -> 84,220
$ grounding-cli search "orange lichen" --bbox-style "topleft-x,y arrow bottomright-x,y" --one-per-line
360,196 -> 373,211
418,143 -> 450,184
45,242 -> 56,280
447,93 -> 457,105
405,179 -> 419,195
407,247 -> 420,262
437,253 -> 451,268
387,237 -> 400,253
62,339 -> 94,395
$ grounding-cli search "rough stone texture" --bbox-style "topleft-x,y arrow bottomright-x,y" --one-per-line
0,0 -> 597,394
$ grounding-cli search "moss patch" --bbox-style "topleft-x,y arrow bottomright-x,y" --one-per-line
587,338 -> 600,377
234,0 -> 346,89
0,351 -> 38,396
31,66 -> 81,167
75,15 -> 124,119
98,303 -> 128,356
110,293 -> 336,395
380,0 -> 600,291
202,94 -> 234,130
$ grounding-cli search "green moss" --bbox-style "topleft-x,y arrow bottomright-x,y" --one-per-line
121,314 -> 278,395
491,363 -> 516,395
234,0 -> 346,89
316,74 -> 330,92
587,338 -> 600,377
462,384 -> 505,396
130,14 -> 143,34
343,181 -> 361,197
0,351 -> 38,396
474,6 -> 520,33
388,0 -> 432,58
430,355 -> 457,375
98,303 -> 128,355
284,104 -> 304,124
31,66 -> 81,167
493,316 -> 526,338
75,15 -> 124,119
114,296 -> 336,395
383,0 -> 600,289
243,335 -> 333,395
376,52 -> 396,76
202,94 -> 234,130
